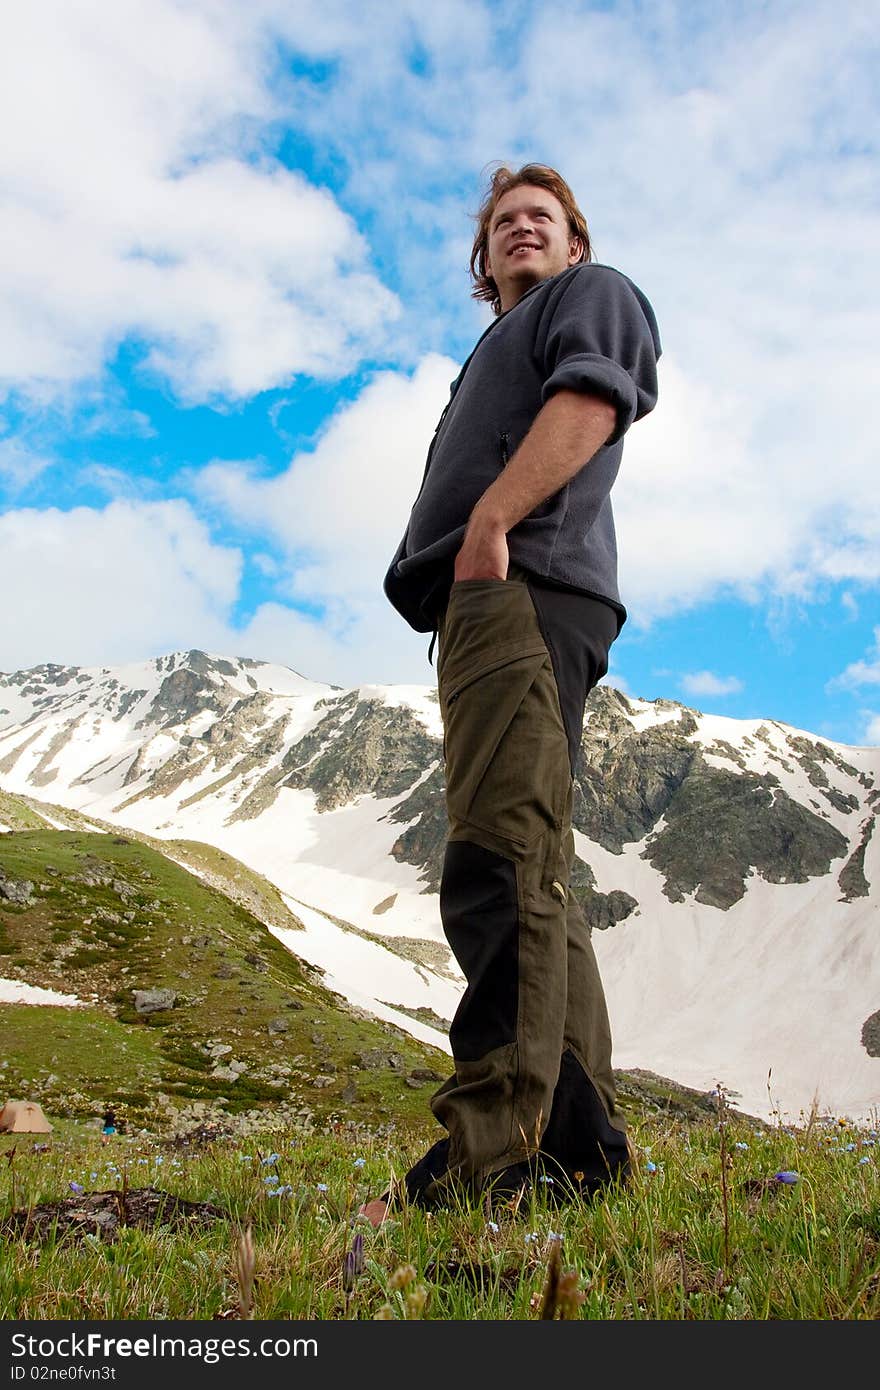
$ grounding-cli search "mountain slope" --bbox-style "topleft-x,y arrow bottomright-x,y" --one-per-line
1,650 -> 878,1123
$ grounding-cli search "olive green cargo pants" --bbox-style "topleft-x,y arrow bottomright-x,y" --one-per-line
418,565 -> 628,1202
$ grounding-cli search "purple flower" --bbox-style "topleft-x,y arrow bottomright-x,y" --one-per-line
858,1156 -> 871,1166
645,1160 -> 657,1174
343,1233 -> 364,1291
773,1171 -> 799,1184
68,1181 -> 84,1193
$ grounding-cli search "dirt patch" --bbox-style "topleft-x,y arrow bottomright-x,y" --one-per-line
1,1186 -> 229,1243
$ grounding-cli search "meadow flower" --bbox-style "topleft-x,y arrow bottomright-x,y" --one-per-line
353,1158 -> 365,1168
343,1234 -> 364,1291
316,1182 -> 328,1192
858,1156 -> 871,1166
735,1142 -> 749,1150
69,1181 -> 84,1193
538,1174 -> 554,1184
486,1221 -> 500,1234
389,1264 -> 417,1290
548,1232 -> 563,1242
645,1161 -> 657,1174
524,1232 -> 539,1244
773,1171 -> 799,1184
263,1174 -> 279,1186
262,1154 -> 280,1165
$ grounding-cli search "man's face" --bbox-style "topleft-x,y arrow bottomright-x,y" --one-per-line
484,184 -> 582,312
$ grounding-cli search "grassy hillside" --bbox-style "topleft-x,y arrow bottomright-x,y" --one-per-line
0,827 -> 448,1139
1,786 -> 796,1152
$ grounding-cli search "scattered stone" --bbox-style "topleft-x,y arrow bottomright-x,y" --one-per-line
0,874 -> 34,905
267,1017 -> 289,1035
132,988 -> 177,1015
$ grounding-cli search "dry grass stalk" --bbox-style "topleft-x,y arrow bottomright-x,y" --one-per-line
235,1225 -> 256,1320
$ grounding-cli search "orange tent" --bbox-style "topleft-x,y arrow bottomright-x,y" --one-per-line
0,1099 -> 53,1133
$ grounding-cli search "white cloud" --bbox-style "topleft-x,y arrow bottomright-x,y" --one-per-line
0,495 -> 432,688
0,439 -> 52,491
828,628 -> 880,691
0,2 -> 398,402
680,670 -> 745,698
0,501 -> 241,670
196,353 -> 458,600
861,711 -> 880,745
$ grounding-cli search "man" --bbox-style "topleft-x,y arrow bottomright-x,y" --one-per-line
366,164 -> 660,1224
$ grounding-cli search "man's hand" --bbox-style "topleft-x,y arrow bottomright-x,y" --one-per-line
453,517 -> 509,581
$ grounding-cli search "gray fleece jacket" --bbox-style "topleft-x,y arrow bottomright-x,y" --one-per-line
383,262 -> 661,634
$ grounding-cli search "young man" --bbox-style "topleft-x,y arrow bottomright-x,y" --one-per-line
369,164 -> 660,1224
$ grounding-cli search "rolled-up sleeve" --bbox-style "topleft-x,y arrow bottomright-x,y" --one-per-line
539,266 -> 661,446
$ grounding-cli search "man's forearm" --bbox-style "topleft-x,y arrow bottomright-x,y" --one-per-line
454,388 -> 617,581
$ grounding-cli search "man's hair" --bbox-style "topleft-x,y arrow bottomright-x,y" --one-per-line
470,163 -> 593,316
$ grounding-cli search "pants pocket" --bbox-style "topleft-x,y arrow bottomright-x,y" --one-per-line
444,650 -> 570,846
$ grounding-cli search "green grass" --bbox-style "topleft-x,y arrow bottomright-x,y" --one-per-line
0,1104 -> 877,1320
0,829 -> 451,1135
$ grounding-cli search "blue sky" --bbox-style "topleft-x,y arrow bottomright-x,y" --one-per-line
1,0 -> 879,745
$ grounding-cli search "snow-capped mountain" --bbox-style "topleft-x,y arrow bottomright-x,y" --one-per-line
1,650 -> 878,1123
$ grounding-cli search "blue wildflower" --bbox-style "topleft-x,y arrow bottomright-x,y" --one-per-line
261,1153 -> 280,1166
353,1158 -> 366,1168
773,1171 -> 799,1184
734,1142 -> 749,1151
845,1143 -> 856,1152
486,1221 -> 500,1234
858,1156 -> 871,1166
316,1182 -> 328,1192
263,1174 -> 279,1186
69,1181 -> 84,1193
645,1161 -> 657,1174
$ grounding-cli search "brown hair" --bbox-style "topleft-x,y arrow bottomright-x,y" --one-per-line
470,163 -> 592,315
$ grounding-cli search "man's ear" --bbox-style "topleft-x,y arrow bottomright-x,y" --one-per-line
567,238 -> 583,265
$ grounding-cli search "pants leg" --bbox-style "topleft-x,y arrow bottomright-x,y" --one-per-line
415,568 -> 626,1202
